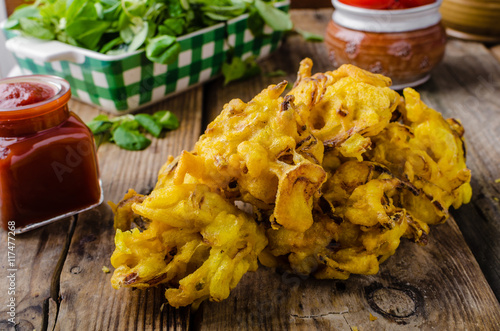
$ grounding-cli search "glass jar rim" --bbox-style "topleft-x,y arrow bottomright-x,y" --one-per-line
0,75 -> 71,120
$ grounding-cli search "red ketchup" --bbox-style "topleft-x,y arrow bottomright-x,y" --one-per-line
0,76 -> 102,233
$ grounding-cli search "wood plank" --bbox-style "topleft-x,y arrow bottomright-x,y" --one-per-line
417,40 -> 500,300
0,221 -> 70,331
290,0 -> 332,8
52,88 -> 203,330
490,45 -> 500,63
196,9 -> 500,330
196,219 -> 500,330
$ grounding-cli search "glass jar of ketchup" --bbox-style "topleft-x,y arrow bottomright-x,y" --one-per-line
0,75 -> 102,233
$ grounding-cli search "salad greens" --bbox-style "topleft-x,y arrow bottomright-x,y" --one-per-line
6,0 -> 295,66
87,111 -> 180,151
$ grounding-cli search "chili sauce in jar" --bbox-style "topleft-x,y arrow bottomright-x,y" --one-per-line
0,75 -> 102,233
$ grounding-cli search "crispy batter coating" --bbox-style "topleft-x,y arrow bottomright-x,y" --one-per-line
265,161 -> 430,279
289,59 -> 401,157
366,88 -> 472,223
110,183 -> 267,308
110,58 -> 472,307
172,82 -> 326,232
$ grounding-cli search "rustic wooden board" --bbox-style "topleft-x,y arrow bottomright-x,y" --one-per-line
196,219 -> 500,330
491,45 -> 500,63
0,220 -> 71,331
419,39 -> 500,300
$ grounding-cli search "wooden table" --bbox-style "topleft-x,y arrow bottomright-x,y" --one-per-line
1,9 -> 500,331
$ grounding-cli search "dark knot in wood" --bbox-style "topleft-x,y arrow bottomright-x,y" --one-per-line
365,282 -> 424,325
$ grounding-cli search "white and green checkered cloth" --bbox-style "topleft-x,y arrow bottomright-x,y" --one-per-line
3,1 -> 289,113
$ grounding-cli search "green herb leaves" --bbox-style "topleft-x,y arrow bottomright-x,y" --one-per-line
254,0 -> 293,32
87,111 -> 180,151
146,35 -> 181,65
7,0 -> 292,66
222,55 -> 261,85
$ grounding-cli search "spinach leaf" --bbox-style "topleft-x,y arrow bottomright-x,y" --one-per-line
4,6 -> 40,29
153,111 -> 180,130
19,18 -> 55,40
254,0 -> 293,32
86,111 -> 180,151
146,35 -> 181,64
135,113 -> 163,137
222,55 -> 261,85
87,119 -> 113,134
112,125 -> 152,151
128,22 -> 149,52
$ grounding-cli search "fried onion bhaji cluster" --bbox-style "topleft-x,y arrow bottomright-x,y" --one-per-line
110,58 -> 471,307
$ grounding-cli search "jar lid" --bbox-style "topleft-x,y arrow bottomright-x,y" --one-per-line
332,0 -> 443,33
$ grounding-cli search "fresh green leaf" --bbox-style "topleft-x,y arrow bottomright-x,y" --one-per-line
93,131 -> 112,148
146,35 -> 181,65
128,22 -> 149,51
110,114 -> 135,123
7,0 -> 294,81
100,36 -> 124,54
7,5 -> 40,21
93,114 -> 110,121
159,17 -> 185,36
153,111 -> 180,130
296,29 -> 324,42
5,5 -> 40,29
115,118 -> 140,131
254,0 -> 293,32
222,56 -> 261,85
247,7 -> 266,37
87,120 -> 113,134
135,113 -> 163,137
112,125 -> 151,151
66,0 -> 97,22
19,18 -> 55,40
66,20 -> 111,49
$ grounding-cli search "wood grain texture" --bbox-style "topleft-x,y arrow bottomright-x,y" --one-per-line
0,221 -> 70,331
416,40 -> 500,301
491,45 -> 500,63
196,220 -> 500,330
52,89 -> 203,330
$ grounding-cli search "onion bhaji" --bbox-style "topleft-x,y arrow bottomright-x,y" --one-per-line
110,182 -> 267,308
110,58 -> 471,307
